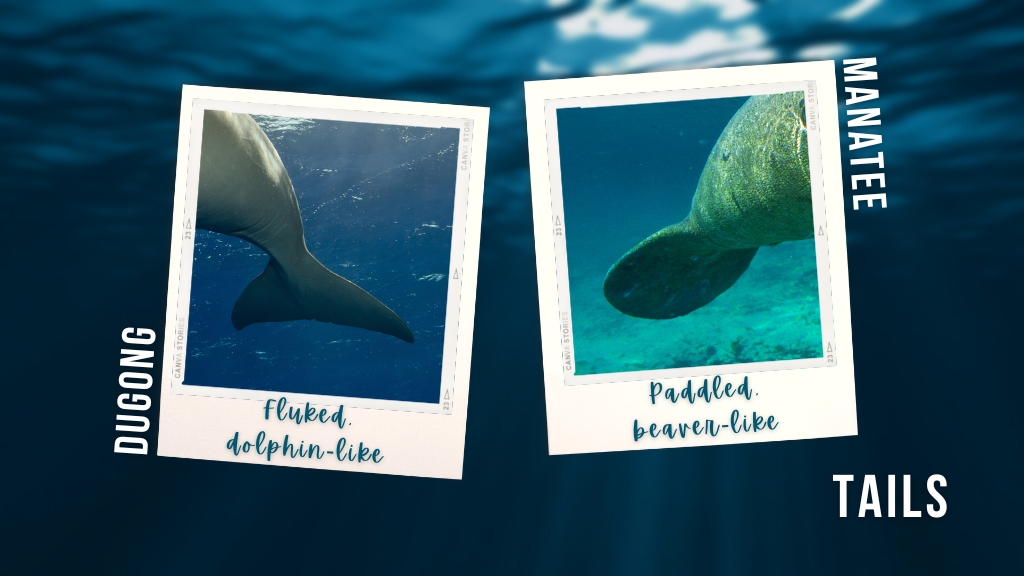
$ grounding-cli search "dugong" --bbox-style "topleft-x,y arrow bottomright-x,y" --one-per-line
197,109 -> 415,343
603,92 -> 812,319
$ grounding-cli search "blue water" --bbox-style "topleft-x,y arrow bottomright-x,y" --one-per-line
5,0 -> 1024,573
558,95 -> 822,375
187,118 -> 458,403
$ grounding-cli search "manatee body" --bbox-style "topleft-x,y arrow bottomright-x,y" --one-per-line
197,109 -> 414,343
603,92 -> 812,319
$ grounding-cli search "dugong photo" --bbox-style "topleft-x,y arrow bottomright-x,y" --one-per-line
185,111 -> 462,403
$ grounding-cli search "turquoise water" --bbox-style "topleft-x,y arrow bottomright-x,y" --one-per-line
557,96 -> 823,375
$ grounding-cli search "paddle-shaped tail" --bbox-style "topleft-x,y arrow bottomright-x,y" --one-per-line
602,92 -> 813,319
603,220 -> 758,319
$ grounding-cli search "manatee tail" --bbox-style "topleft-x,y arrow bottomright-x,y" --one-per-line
603,220 -> 758,319
230,252 -> 415,343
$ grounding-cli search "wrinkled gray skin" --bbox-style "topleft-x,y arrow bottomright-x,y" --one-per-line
604,92 -> 812,319
197,109 -> 414,343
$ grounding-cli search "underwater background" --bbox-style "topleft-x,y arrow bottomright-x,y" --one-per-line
557,94 -> 822,375
187,118 -> 459,403
4,0 -> 1024,573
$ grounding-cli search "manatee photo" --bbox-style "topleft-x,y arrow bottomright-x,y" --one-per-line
186,112 -> 460,403
557,91 -> 824,375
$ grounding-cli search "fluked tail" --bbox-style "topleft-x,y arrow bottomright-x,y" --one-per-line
197,109 -> 414,343
231,251 -> 415,343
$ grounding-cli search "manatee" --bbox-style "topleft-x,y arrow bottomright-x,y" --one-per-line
196,109 -> 414,343
603,92 -> 812,319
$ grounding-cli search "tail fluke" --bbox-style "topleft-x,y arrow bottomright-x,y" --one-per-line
231,253 -> 415,343
603,220 -> 758,319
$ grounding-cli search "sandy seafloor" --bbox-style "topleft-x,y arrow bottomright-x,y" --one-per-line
556,95 -> 825,376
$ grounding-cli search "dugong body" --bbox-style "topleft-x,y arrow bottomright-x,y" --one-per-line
197,110 -> 414,343
603,92 -> 812,319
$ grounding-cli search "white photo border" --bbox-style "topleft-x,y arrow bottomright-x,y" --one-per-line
158,85 -> 488,479
526,62 -> 858,455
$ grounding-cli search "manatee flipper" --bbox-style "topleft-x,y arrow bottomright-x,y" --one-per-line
197,109 -> 414,343
231,256 -> 415,343
604,221 -> 758,319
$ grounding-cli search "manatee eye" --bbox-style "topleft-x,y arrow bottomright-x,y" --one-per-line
721,151 -> 730,161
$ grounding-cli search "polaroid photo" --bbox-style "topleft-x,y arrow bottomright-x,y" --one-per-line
526,61 -> 857,455
157,85 -> 487,479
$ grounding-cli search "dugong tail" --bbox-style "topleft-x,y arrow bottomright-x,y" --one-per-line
603,220 -> 758,319
231,252 -> 415,343
197,109 -> 414,343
